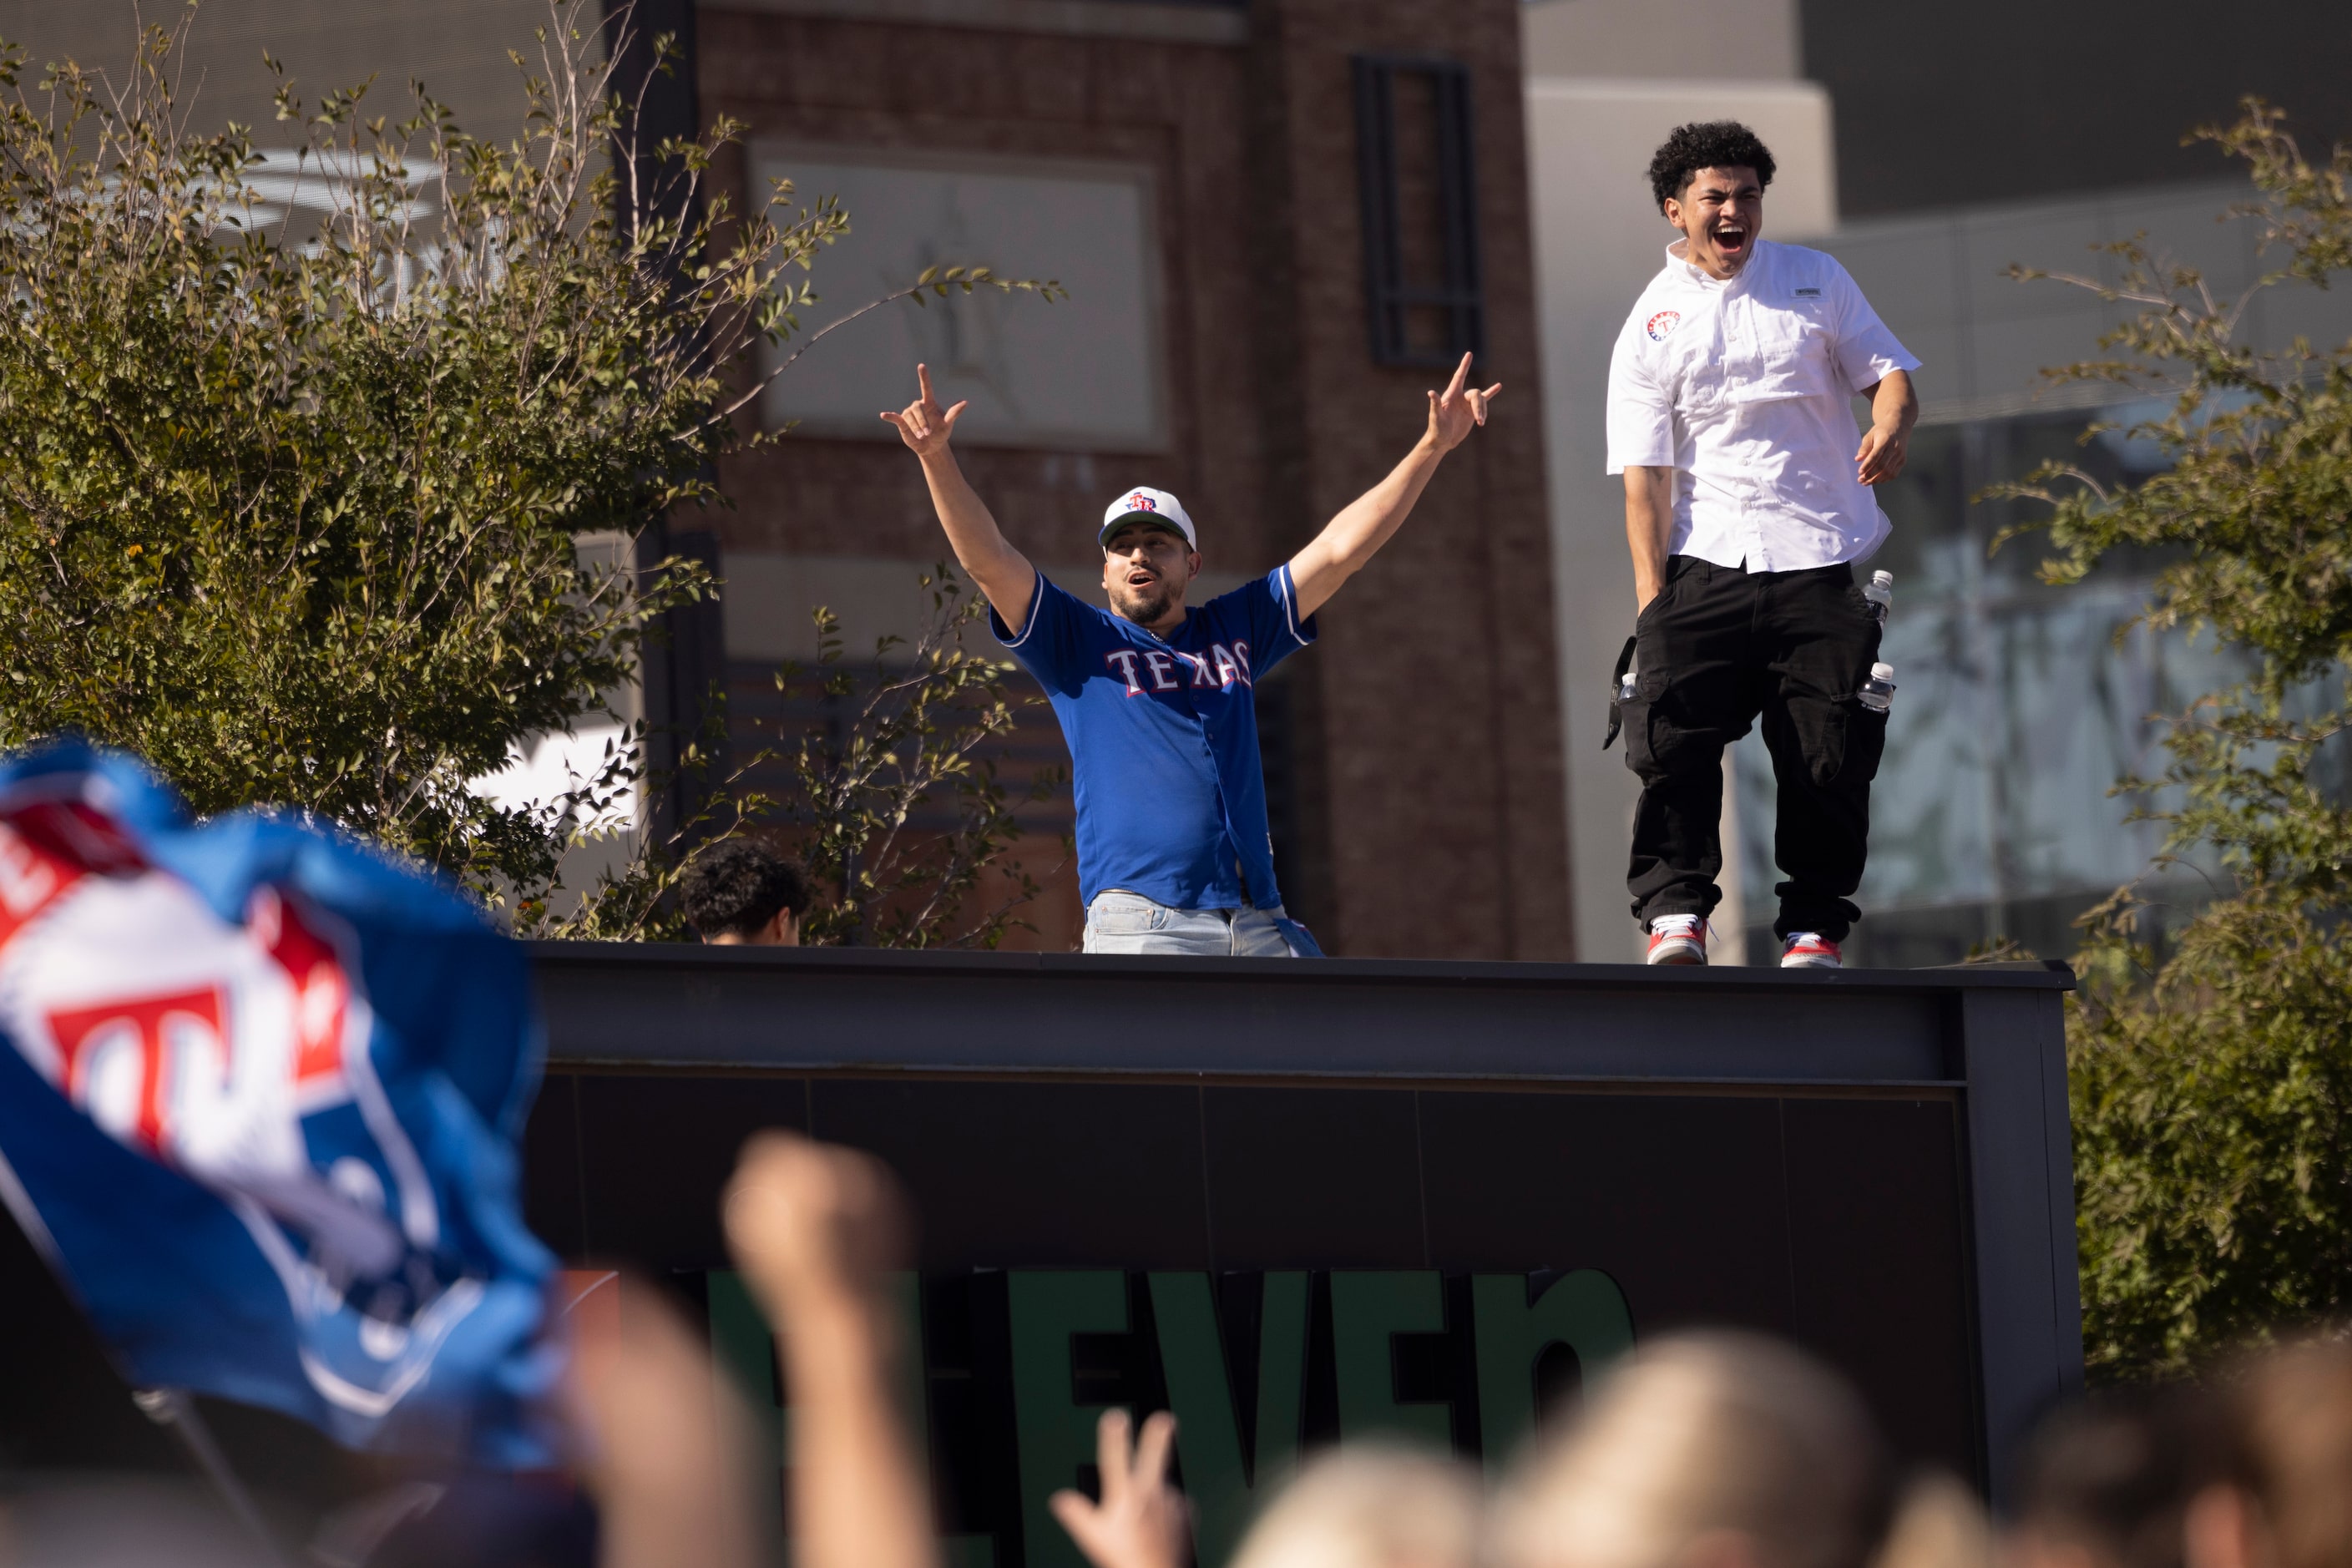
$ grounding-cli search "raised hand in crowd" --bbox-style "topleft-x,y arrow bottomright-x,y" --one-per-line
1051,1409 -> 1191,1568
724,1130 -> 940,1568
569,1275 -> 765,1568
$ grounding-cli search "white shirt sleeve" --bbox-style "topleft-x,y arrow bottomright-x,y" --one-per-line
1827,261 -> 1920,394
1605,314 -> 1676,474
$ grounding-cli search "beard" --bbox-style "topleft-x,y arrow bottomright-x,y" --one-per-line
1110,576 -> 1180,625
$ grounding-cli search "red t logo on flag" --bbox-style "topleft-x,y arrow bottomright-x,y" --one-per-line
47,988 -> 226,1153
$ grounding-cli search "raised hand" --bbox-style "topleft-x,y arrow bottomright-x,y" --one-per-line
1050,1409 -> 1191,1568
881,363 -> 969,460
1425,352 -> 1502,453
723,1130 -> 908,1323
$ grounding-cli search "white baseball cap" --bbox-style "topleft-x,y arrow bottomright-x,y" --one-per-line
1098,487 -> 1197,553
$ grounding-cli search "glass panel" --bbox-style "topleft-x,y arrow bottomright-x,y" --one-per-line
1734,403 -> 2236,963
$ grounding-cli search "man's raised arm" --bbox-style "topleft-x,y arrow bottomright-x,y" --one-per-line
883,363 -> 1037,632
1287,352 -> 1500,620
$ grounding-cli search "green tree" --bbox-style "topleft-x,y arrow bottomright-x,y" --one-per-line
0,7 -> 1056,922
2001,104 -> 2352,1378
530,564 -> 1068,948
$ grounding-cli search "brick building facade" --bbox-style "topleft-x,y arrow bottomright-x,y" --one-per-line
690,0 -> 1571,959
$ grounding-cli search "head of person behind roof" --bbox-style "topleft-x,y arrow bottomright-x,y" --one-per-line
1495,1332 -> 1990,1568
1096,486 -> 1201,636
682,836 -> 811,947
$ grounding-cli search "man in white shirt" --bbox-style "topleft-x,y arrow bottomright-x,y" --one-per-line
1605,121 -> 1919,969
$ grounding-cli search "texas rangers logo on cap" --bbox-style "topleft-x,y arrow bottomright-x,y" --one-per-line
1646,310 -> 1682,342
1099,487 -> 1198,553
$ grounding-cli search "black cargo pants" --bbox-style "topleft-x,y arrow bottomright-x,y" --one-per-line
1614,555 -> 1887,942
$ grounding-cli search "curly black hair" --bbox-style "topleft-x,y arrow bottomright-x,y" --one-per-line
1646,121 -> 1777,211
680,837 -> 812,939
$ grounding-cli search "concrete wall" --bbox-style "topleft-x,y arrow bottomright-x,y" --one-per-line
1799,0 -> 2352,217
1523,0 -> 1799,81
0,0 -> 562,144
1823,180 -> 2352,423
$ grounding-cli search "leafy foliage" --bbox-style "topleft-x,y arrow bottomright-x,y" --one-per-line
0,6 -> 1061,924
1999,103 -> 2352,1378
523,566 -> 1067,948
780,567 -> 1066,949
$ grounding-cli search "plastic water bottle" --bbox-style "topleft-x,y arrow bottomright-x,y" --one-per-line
1616,670 -> 1637,702
1863,569 -> 1894,626
1858,661 -> 1896,713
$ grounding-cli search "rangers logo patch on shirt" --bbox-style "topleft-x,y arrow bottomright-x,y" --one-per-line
1646,310 -> 1681,341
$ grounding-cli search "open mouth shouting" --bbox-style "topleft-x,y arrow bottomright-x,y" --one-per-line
1712,221 -> 1750,260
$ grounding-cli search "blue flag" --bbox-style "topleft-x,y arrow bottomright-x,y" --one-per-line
0,739 -> 559,1464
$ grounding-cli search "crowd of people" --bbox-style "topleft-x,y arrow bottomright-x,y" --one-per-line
5,1126 -> 2348,1568
560,1130 -> 2344,1568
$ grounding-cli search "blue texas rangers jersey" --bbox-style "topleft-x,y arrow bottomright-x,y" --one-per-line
993,567 -> 1317,911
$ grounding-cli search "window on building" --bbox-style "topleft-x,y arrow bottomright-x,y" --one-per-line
1352,55 -> 1482,369
752,145 -> 1169,453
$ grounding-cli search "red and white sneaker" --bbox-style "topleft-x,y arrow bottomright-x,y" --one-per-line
1646,913 -> 1707,966
1780,932 -> 1843,969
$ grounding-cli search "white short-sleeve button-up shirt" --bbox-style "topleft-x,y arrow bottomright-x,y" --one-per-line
1606,238 -> 1920,572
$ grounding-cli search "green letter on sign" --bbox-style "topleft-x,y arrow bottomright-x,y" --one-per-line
707,1268 -> 788,1475
1009,1272 -> 1129,1568
1470,1271 -> 1634,1478
1330,1272 -> 1449,1448
1147,1272 -> 1310,1568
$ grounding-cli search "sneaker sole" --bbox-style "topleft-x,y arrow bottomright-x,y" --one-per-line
1647,943 -> 1707,966
1780,955 -> 1840,969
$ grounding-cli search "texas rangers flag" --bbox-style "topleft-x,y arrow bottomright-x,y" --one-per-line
0,739 -> 559,1462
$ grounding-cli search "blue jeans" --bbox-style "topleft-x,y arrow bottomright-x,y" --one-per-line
1082,891 -> 1318,956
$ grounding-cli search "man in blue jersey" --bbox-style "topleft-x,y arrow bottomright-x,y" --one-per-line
883,355 -> 1500,956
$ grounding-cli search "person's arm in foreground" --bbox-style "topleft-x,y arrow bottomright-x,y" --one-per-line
1625,465 -> 1673,616
573,1280 -> 764,1568
726,1131 -> 942,1568
1051,1408 -> 1191,1568
1854,367 -> 1917,485
884,363 -> 1038,631
1287,352 -> 1500,620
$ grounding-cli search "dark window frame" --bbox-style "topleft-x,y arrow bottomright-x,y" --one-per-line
1351,53 -> 1484,369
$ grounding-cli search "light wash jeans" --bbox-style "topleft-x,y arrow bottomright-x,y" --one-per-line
1082,890 -> 1315,956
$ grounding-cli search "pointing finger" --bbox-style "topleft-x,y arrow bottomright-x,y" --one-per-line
1445,352 -> 1472,400
916,362 -> 936,406
1095,1409 -> 1133,1504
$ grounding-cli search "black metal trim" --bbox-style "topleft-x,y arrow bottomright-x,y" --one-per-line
528,944 -> 2082,1502
1351,53 -> 1485,368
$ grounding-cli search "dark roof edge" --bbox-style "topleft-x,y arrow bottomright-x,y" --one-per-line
525,941 -> 2077,991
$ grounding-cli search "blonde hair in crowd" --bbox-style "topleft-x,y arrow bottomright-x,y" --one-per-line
1495,1333 -> 1990,1568
1230,1448 -> 1484,1568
